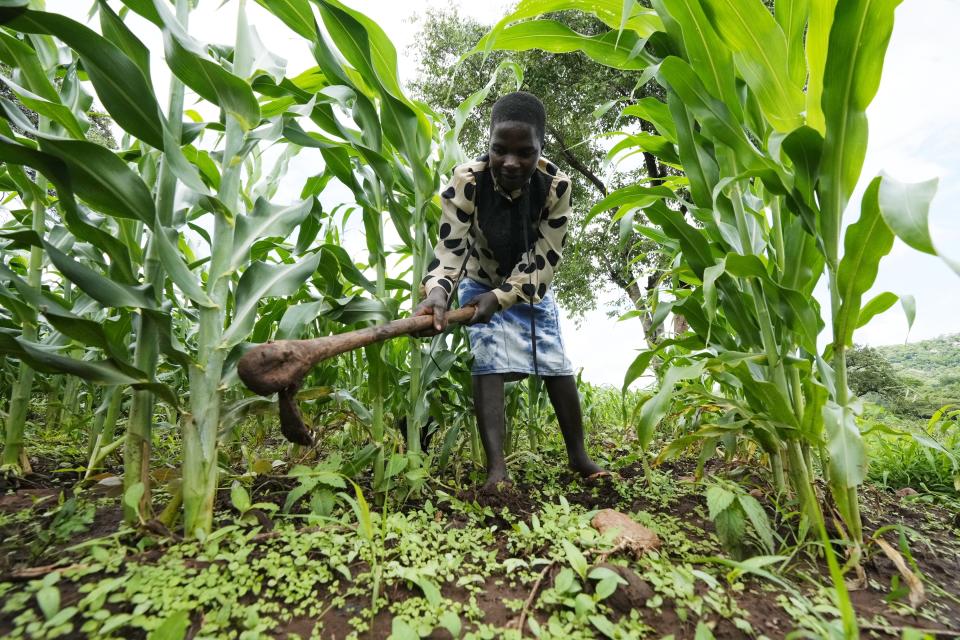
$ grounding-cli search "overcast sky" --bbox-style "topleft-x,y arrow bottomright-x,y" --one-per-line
47,0 -> 960,386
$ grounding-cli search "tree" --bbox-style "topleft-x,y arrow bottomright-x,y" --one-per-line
409,8 -> 672,341
846,345 -> 904,399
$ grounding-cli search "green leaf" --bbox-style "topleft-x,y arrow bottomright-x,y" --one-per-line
149,0 -> 260,130
474,19 -> 654,71
0,331 -> 147,385
877,174 -> 940,256
574,592 -> 595,616
0,7 -> 164,147
654,0 -> 741,118
561,539 -> 588,579
738,494 -> 775,553
0,30 -> 58,102
855,292 -> 898,329
657,57 -> 760,172
350,480 -> 373,541
705,484 -> 736,519
384,453 -> 407,479
701,0 -> 803,131
900,294 -> 916,334
490,0 -> 662,36
0,104 -> 157,225
230,481 -> 251,513
97,0 -> 151,82
123,481 -> 145,520
42,241 -> 157,310
835,178 -> 894,346
438,610 -> 461,637
775,0 -> 809,90
36,585 -> 60,620
0,73 -> 85,139
147,610 -> 190,640
231,198 -> 314,271
389,618 -> 418,640
589,614 -> 617,638
0,133 -> 136,283
277,300 -> 330,340
37,136 -> 156,225
254,0 -> 317,39
588,184 -> 673,223
595,575 -> 620,600
694,621 -> 717,640
822,400 -> 866,489
220,253 -> 322,350
804,0 -> 838,132
818,0 -> 902,257
621,97 -> 677,142
636,361 -> 704,449
153,227 -> 217,308
554,567 -> 575,593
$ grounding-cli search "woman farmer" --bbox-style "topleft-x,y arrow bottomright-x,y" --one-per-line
415,91 -> 607,490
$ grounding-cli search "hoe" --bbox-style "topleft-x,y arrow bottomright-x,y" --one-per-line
237,306 -> 476,445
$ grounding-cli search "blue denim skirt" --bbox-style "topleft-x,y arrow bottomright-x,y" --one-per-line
457,277 -> 574,377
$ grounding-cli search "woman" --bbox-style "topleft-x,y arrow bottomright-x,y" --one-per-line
415,92 -> 607,490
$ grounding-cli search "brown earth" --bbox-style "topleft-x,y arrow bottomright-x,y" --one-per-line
1,458 -> 959,639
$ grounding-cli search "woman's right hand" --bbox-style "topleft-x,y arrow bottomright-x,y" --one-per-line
413,287 -> 449,335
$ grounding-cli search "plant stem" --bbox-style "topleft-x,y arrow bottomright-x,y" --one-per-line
123,0 -> 189,523
183,0 -> 249,536
1,170 -> 46,473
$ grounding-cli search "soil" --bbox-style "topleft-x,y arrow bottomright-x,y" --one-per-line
1,456 -> 959,639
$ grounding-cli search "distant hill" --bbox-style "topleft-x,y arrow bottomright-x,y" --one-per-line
874,333 -> 960,385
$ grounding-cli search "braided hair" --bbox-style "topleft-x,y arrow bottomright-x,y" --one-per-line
490,91 -> 546,144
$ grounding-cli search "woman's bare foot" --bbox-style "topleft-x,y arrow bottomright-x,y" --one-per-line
481,467 -> 512,492
570,457 -> 609,481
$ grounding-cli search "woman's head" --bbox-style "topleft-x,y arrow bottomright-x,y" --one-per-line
488,92 -> 545,192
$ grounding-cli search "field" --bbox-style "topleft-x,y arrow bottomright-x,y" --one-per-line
1,0 -> 959,638
2,395 -> 960,639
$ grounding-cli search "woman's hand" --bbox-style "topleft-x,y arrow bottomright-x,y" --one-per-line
413,287 -> 449,335
464,291 -> 500,325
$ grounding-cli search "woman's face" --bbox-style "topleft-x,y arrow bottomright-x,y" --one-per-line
489,121 -> 542,193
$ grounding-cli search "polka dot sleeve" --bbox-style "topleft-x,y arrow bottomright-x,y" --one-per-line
491,175 -> 572,310
421,164 -> 477,300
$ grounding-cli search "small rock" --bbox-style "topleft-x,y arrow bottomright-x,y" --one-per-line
895,487 -> 919,497
596,563 -> 654,613
591,509 -> 661,555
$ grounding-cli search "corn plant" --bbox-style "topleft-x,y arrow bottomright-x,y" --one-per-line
0,0 -> 449,536
478,1 -> 946,632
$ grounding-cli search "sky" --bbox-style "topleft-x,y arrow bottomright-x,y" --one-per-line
46,0 -> 960,387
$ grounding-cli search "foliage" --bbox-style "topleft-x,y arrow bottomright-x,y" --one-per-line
0,0 -> 470,536
847,345 -> 908,403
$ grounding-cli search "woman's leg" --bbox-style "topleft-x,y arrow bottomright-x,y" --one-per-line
543,375 -> 606,477
473,373 -> 510,488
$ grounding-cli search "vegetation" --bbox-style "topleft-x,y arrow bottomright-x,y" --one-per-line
0,0 -> 958,639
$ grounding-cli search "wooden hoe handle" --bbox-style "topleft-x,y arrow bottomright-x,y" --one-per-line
237,305 -> 476,397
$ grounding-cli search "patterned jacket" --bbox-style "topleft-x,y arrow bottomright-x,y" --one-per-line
421,155 -> 572,311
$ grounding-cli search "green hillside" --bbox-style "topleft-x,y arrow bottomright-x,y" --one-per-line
875,333 -> 960,384
865,334 -> 960,415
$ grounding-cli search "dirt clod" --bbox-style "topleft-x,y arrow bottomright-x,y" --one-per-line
591,509 -> 660,555
595,562 -> 654,613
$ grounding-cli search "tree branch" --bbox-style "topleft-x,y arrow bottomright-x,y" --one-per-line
547,123 -> 607,196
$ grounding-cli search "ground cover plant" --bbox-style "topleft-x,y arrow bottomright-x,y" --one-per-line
0,0 -> 958,638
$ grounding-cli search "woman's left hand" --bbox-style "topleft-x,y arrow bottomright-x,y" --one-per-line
464,292 -> 500,325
